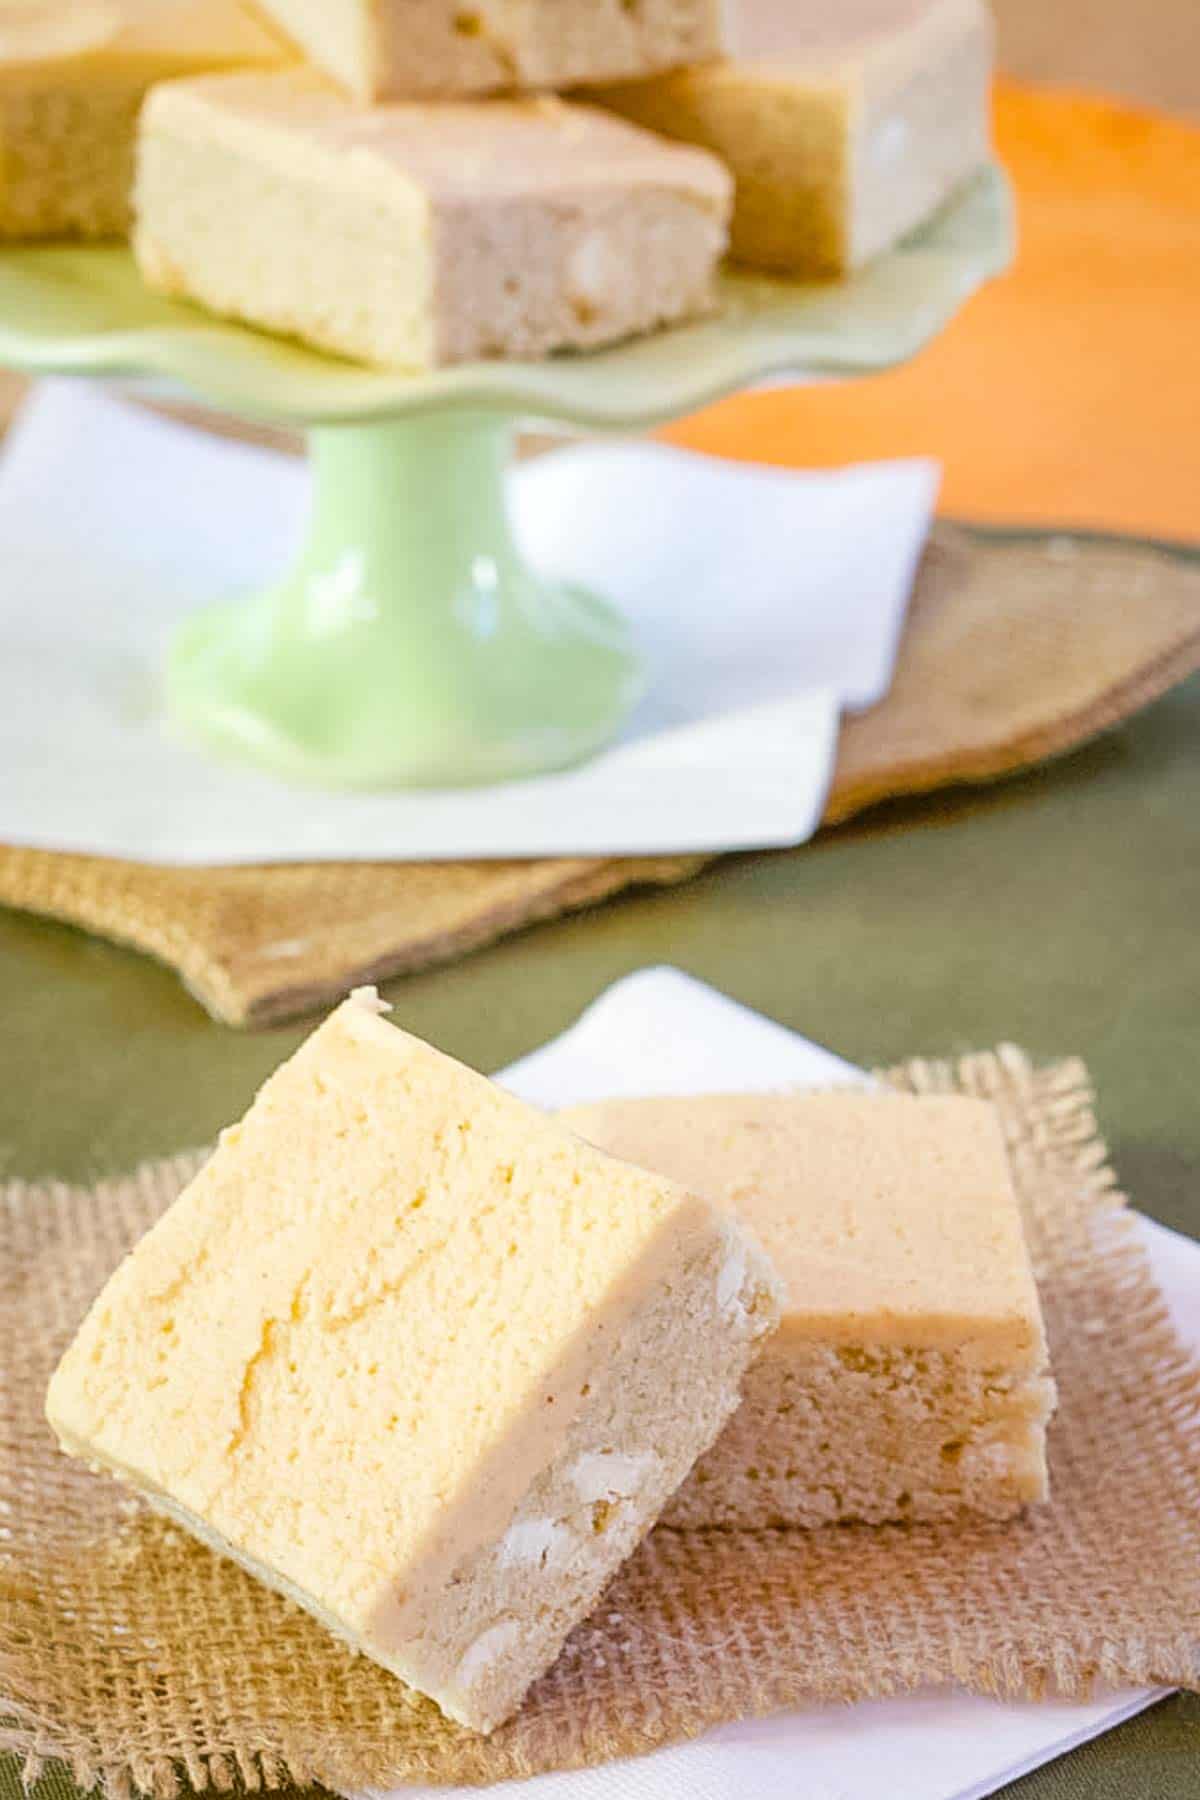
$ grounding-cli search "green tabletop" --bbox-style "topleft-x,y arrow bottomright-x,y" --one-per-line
2,617 -> 1198,1800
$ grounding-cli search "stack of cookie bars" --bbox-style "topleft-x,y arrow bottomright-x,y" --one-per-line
1,0 -> 992,367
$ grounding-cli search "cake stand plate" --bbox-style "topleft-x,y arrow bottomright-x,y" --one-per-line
0,167 -> 1010,788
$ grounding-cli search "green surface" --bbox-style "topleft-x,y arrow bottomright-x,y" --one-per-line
168,411 -> 641,787
1,566 -> 1197,1797
0,170 -> 1008,429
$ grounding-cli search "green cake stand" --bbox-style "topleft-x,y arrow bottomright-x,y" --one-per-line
0,168 -> 1010,789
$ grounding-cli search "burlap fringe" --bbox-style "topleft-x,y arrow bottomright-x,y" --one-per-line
2,1051 -> 1198,1798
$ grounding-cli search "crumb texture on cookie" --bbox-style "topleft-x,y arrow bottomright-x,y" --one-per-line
560,1090 -> 1056,1528
587,0 -> 992,273
0,0 -> 286,239
47,989 -> 781,1731
134,73 -> 731,367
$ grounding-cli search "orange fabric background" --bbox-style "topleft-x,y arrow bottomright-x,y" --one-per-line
666,82 -> 1200,543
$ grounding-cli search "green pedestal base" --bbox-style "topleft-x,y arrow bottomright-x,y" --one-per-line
167,411 -> 643,788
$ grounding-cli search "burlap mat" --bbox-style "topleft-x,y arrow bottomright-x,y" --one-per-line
0,853 -> 704,1030
2,1047 -> 1197,1798
2,528 -> 1198,1028
825,526 -> 1200,822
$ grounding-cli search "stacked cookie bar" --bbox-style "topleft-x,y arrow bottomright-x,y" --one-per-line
2,0 -> 993,366
48,996 -> 1054,1735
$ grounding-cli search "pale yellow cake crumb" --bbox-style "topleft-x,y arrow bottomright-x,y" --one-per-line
0,0 -> 287,239
133,70 -> 732,369
560,1091 -> 1056,1528
47,989 -> 781,1732
587,0 -> 992,274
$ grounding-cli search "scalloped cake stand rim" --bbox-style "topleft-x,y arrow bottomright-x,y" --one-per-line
0,166 -> 1011,431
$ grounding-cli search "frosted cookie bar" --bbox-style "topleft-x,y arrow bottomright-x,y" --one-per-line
256,0 -> 726,102
587,0 -> 992,274
47,989 -> 780,1734
560,1092 -> 1056,1529
133,72 -> 732,369
0,0 -> 286,239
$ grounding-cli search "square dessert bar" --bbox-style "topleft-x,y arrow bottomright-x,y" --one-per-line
0,0 -> 286,239
560,1091 -> 1056,1528
134,72 -> 732,369
47,990 -> 780,1733
256,0 -> 726,102
588,0 -> 992,274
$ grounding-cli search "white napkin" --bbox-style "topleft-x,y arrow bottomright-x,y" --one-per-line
356,966 -> 1183,1800
0,383 -> 937,864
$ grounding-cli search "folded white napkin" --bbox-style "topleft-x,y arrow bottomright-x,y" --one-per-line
0,383 -> 937,864
355,967 -> 1178,1800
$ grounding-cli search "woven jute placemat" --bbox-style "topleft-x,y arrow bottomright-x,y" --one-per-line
0,852 -> 704,1031
1,527 -> 1198,1028
825,526 -> 1200,822
2,1048 -> 1198,1797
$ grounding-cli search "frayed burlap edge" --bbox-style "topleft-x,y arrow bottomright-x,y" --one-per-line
825,528 -> 1200,823
2,1049 -> 1198,1798
0,855 -> 707,1031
